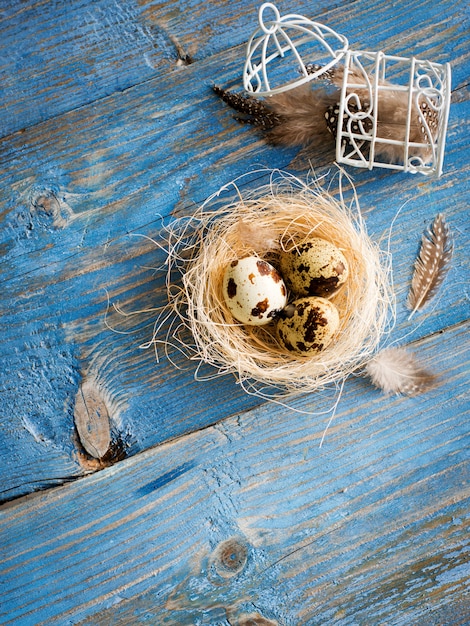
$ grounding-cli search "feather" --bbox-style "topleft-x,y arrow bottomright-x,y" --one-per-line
307,64 -> 438,163
407,214 -> 452,317
235,218 -> 279,252
261,84 -> 338,147
212,85 -> 280,130
213,83 -> 335,147
213,64 -> 439,165
365,347 -> 438,396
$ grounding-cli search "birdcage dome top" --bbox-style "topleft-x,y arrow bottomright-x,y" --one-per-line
243,2 -> 349,96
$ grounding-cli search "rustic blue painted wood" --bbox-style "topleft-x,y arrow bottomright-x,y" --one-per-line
0,0 -> 355,138
0,0 -> 469,623
0,324 -> 468,624
0,0 -> 468,502
1,0 -> 468,137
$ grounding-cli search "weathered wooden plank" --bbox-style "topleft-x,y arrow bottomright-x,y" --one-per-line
0,0 -> 469,500
1,0 -> 468,136
1,3 -> 468,624
0,322 -> 468,625
0,0 -> 350,137
0,170 -> 468,502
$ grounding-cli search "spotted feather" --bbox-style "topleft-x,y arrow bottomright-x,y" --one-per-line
407,214 -> 452,317
213,85 -> 280,130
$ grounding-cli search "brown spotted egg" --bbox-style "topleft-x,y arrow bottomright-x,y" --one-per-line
276,296 -> 340,354
222,256 -> 287,325
279,238 -> 349,298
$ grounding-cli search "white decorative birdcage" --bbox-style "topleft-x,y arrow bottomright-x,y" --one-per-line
243,3 -> 451,176
244,2 -> 349,95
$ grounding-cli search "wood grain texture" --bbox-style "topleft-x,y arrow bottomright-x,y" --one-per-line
74,375 -> 112,458
0,323 -> 468,625
0,0 -> 469,621
0,0 -> 469,501
0,0 -> 468,137
0,0 -> 349,138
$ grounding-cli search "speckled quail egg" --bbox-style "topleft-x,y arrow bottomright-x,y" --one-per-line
222,256 -> 287,325
276,296 -> 340,355
279,238 -> 349,298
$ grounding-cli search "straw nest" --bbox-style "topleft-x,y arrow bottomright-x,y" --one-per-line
153,172 -> 394,395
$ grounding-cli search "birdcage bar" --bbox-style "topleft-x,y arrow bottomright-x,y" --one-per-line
336,50 -> 450,175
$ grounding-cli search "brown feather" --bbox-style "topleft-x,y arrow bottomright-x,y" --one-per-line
213,83 -> 336,147
235,218 -> 279,252
264,84 -> 338,147
407,214 -> 452,317
212,85 -> 280,130
366,347 -> 438,396
214,66 -> 438,164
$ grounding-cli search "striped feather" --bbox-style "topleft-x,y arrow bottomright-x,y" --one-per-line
407,214 -> 452,317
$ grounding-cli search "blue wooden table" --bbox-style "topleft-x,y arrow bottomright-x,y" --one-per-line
0,1 -> 469,624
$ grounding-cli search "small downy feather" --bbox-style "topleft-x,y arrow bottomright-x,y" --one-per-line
407,214 -> 452,318
235,218 -> 279,252
366,347 -> 438,396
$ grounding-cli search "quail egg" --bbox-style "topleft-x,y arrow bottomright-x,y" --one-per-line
276,296 -> 340,354
279,237 -> 349,298
222,256 -> 287,325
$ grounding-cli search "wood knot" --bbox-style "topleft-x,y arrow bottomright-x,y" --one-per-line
74,375 -> 129,471
74,377 -> 111,459
236,615 -> 278,626
210,537 -> 248,579
30,187 -> 74,228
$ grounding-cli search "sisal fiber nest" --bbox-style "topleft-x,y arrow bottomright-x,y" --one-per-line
153,171 -> 394,396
